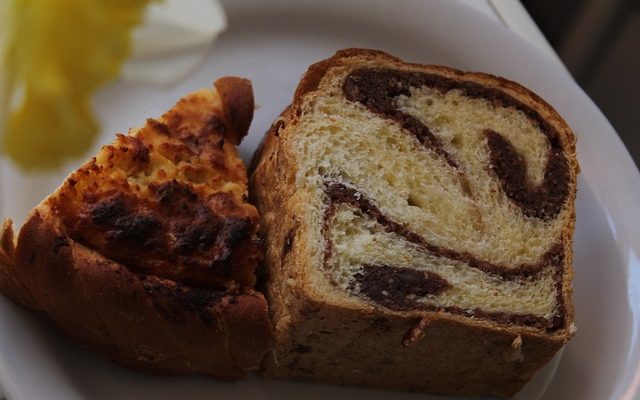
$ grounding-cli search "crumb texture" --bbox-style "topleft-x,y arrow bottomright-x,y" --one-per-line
252,48 -> 577,397
288,63 -> 575,326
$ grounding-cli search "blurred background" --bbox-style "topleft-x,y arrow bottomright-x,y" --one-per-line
522,0 -> 640,166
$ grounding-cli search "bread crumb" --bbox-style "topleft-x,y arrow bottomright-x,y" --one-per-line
511,334 -> 523,350
402,316 -> 432,347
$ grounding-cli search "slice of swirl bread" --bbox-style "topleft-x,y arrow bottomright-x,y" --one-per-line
0,78 -> 272,379
250,49 -> 578,396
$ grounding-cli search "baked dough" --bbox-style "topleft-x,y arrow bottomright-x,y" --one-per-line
0,77 -> 272,379
250,49 -> 578,397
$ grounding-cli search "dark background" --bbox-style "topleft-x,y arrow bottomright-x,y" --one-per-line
523,0 -> 639,166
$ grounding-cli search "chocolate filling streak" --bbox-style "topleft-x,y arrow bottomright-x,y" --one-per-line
325,182 -> 561,280
343,69 -> 458,169
324,182 -> 566,331
342,68 -> 570,220
350,264 -> 451,308
485,130 -> 569,219
350,265 -> 552,330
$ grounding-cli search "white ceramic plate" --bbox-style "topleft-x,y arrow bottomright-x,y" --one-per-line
1,0 -> 640,399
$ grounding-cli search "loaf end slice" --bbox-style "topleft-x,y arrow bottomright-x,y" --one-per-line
251,49 -> 578,396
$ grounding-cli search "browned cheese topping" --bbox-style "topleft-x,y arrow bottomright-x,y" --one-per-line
51,95 -> 260,290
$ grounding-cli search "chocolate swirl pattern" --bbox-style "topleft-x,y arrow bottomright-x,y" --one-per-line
343,68 -> 570,220
318,67 -> 572,330
252,49 -> 577,396
286,65 -> 574,331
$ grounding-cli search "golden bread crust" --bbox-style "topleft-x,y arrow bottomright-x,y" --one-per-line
0,220 -> 37,309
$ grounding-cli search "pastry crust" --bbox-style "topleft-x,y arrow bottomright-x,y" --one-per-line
251,49 -> 577,396
0,77 -> 273,379
12,211 -> 270,378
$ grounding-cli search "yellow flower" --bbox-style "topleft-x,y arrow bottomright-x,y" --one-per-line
1,0 -> 155,169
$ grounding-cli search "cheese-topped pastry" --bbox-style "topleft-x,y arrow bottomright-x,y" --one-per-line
0,77 -> 272,379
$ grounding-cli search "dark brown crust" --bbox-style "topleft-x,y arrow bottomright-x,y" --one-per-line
248,106 -> 292,176
260,296 -> 564,397
9,212 -> 271,378
214,77 -> 254,145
